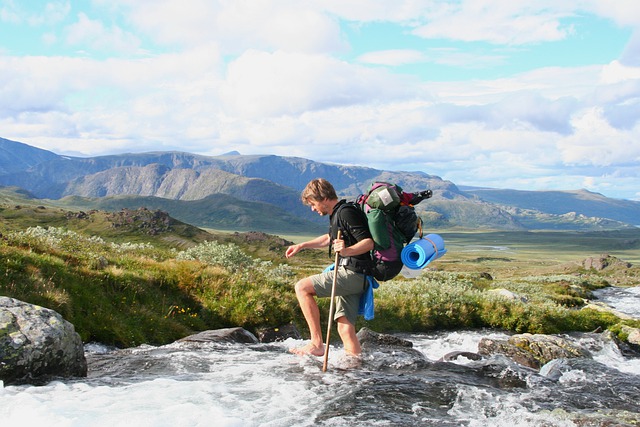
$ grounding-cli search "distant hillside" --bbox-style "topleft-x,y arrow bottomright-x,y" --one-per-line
461,187 -> 640,226
0,136 -> 637,232
0,137 -> 59,174
56,193 -> 325,235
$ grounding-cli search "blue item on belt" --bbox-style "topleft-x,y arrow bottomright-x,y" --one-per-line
358,276 -> 379,320
323,264 -> 379,320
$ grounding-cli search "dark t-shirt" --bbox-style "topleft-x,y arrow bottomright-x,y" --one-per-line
329,200 -> 373,263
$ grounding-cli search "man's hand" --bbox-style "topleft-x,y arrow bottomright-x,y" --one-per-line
332,238 -> 345,254
285,234 -> 331,258
285,244 -> 302,259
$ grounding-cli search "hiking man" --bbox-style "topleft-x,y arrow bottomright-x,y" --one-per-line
285,178 -> 374,357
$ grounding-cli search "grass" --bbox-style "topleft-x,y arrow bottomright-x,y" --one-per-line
0,202 -> 639,348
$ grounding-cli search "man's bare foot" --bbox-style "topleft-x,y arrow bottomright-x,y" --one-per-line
339,353 -> 363,369
289,342 -> 324,356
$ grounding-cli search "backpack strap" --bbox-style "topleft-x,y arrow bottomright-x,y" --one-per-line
329,200 -> 373,274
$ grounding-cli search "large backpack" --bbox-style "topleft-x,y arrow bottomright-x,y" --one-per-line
355,182 -> 432,281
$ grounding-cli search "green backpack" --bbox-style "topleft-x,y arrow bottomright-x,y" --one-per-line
355,182 -> 432,281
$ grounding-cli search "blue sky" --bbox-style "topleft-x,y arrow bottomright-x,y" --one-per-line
1,1 -> 640,200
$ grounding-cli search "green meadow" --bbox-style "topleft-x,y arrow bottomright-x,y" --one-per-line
1,203 -> 638,348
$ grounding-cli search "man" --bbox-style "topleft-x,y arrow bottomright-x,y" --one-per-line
285,178 -> 374,357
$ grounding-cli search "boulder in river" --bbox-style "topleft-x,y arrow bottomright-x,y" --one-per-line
357,327 -> 414,348
255,323 -> 302,343
357,328 -> 430,370
178,327 -> 259,344
478,333 -> 590,370
0,297 -> 87,385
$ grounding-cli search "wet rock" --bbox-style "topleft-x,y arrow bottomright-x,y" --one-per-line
511,333 -> 589,362
357,328 -> 429,370
357,327 -> 413,348
478,360 -> 536,388
0,297 -> 87,385
478,337 -> 541,369
178,327 -> 258,344
478,333 -> 590,370
620,325 -> 640,352
441,350 -> 482,362
538,358 -> 570,381
256,323 -> 301,343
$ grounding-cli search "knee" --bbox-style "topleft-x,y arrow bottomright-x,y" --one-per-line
294,278 -> 314,296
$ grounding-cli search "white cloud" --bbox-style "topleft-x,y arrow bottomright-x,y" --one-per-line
0,0 -> 70,26
220,50 -> 414,118
600,60 -> 640,84
620,30 -> 640,66
357,49 -> 426,66
559,107 -> 640,166
64,12 -> 141,55
580,0 -> 640,27
29,1 -> 70,26
412,3 -> 573,45
0,3 -> 21,24
113,0 -> 345,54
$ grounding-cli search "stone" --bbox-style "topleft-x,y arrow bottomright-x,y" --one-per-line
357,327 -> 414,348
478,337 -> 541,369
0,297 -> 87,385
178,327 -> 259,344
356,328 -> 430,370
621,325 -> 640,347
510,333 -> 589,364
255,323 -> 301,343
478,333 -> 590,370
441,350 -> 482,362
582,254 -> 632,271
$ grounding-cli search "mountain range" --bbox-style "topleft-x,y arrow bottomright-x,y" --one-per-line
1,136 -> 638,233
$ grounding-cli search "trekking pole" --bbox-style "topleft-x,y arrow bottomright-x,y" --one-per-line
322,230 -> 341,372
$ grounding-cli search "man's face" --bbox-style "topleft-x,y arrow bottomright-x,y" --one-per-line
308,198 -> 331,216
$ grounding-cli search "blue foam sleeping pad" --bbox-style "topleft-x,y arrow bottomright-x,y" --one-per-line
400,234 -> 447,269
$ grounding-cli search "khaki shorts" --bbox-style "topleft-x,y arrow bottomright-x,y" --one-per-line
311,266 -> 366,325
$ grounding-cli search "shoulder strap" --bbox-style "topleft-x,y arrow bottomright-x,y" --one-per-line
329,201 -> 365,257
331,201 -> 364,237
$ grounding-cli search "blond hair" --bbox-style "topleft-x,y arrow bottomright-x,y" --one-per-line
301,178 -> 337,205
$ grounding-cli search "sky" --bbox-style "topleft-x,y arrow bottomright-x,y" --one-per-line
1,1 -> 640,200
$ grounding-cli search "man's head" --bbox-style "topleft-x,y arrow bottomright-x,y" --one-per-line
301,178 -> 338,216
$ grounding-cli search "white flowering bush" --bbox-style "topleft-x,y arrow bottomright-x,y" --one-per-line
177,241 -> 254,271
7,226 -> 158,262
177,240 -> 294,282
110,241 -> 155,253
9,226 -> 104,251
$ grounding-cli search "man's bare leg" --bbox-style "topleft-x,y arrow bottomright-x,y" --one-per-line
290,277 -> 325,356
336,317 -> 361,356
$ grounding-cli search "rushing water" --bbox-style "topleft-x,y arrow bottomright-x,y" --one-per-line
2,289 -> 639,426
593,285 -> 640,318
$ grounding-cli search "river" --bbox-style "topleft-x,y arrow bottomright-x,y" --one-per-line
1,286 -> 639,427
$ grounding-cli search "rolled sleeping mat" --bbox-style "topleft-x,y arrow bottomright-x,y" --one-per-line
401,234 -> 447,270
